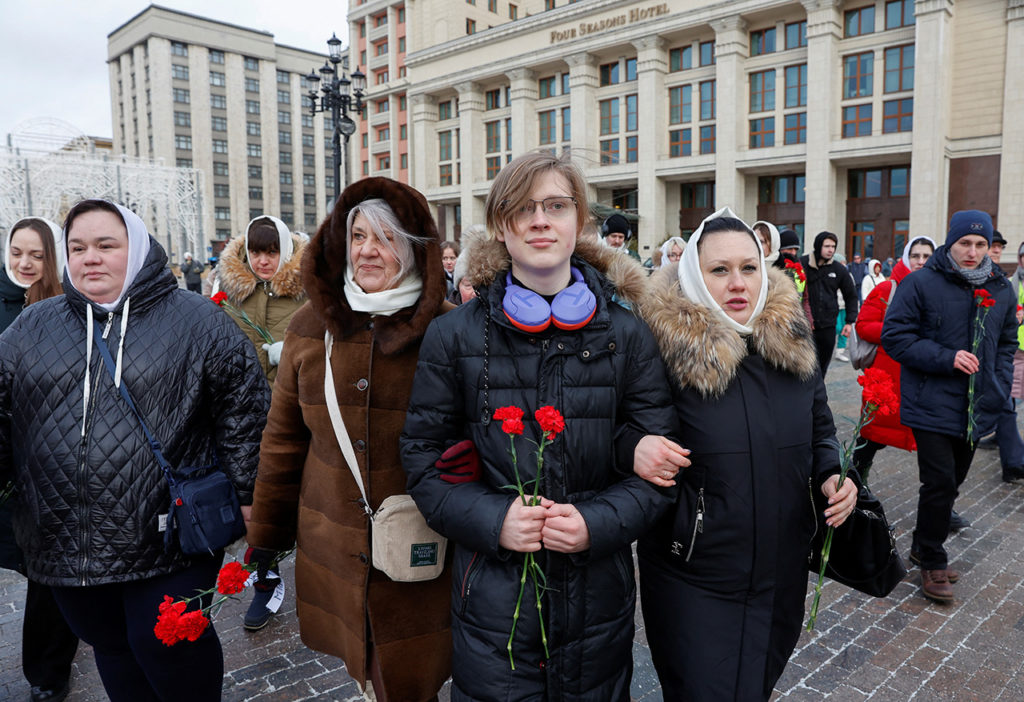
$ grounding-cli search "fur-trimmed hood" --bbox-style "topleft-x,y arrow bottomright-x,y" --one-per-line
217,233 -> 307,302
639,265 -> 817,398
460,233 -> 649,307
299,177 -> 446,355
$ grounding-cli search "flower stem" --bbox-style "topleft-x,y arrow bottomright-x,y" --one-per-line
507,555 -> 530,670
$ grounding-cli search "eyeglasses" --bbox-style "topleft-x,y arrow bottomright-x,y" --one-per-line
666,252 -> 682,261
508,197 -> 576,222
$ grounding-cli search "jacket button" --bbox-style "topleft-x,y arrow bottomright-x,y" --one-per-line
557,343 -> 565,350
358,552 -> 368,564
356,378 -> 368,391
582,350 -> 590,358
354,439 -> 366,451
367,321 -> 374,330
608,342 -> 616,351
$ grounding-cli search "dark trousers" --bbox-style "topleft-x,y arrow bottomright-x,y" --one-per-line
995,398 -> 1024,469
851,437 -> 887,484
23,579 -> 79,689
911,429 -> 975,570
186,282 -> 203,294
813,326 -> 837,376
51,557 -> 224,702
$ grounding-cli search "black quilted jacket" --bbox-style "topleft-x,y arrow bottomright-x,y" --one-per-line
0,238 -> 270,586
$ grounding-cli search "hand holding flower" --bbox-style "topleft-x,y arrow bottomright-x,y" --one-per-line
499,501 -> 547,552
953,349 -> 980,375
821,474 -> 858,528
539,498 -> 591,553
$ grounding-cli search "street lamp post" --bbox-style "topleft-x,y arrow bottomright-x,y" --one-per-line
305,33 -> 366,204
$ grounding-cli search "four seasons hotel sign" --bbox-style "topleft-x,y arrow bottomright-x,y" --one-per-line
550,3 -> 671,44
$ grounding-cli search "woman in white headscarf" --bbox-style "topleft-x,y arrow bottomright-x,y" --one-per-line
0,217 -> 64,328
752,219 -> 780,265
861,257 -> 886,299
657,236 -> 686,269
634,207 -> 858,701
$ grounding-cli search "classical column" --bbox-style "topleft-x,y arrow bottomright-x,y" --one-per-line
710,15 -> 748,213
565,52 -> 598,201
506,68 -> 538,155
998,0 -> 1024,243
802,0 -> 842,242
457,81 -> 487,226
908,0 -> 955,238
632,35 -> 667,256
408,92 -> 436,194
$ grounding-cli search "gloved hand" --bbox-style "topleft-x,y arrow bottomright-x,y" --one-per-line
244,546 -> 278,582
262,341 -> 284,366
436,439 -> 481,484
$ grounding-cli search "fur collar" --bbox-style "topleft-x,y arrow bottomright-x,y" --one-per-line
461,234 -> 649,307
217,234 -> 307,302
639,266 -> 818,398
297,177 -> 446,355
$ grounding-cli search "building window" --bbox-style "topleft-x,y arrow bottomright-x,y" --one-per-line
302,113 -> 315,127
248,165 -> 262,179
246,100 -> 260,114
599,139 -> 619,165
400,124 -> 407,140
883,98 -> 913,132
485,121 -> 501,152
750,28 -> 776,56
784,112 -> 807,144
210,71 -> 225,87
280,151 -> 291,165
171,41 -> 187,57
244,56 -> 259,71
669,128 -> 692,157
599,62 -> 620,86
211,94 -> 226,109
599,98 -> 619,135
545,0 -> 556,9
700,41 -> 715,66
174,135 -> 192,150
485,88 -> 501,110
561,107 -> 571,141
669,85 -> 692,124
215,207 -> 231,220
759,175 -> 806,203
212,139 -> 228,153
173,88 -> 190,104
211,116 -> 227,131
625,58 -> 637,82
538,76 -> 557,99
845,6 -> 875,37
245,78 -> 259,92
303,174 -> 316,187
247,143 -> 262,157
749,118 -> 775,148
375,41 -> 388,56
890,167 -> 910,196
279,130 -> 291,144
176,158 -> 193,168
750,70 -> 775,112
214,183 -> 230,198
699,125 -> 716,154
248,186 -> 262,200
278,89 -> 290,104
561,72 -> 570,94
670,46 -> 692,71
440,163 -> 453,186
302,153 -> 314,168
510,3 -> 518,19
209,49 -> 224,64
172,64 -> 189,80
399,37 -> 406,53
786,21 -> 807,49
884,44 -> 914,93
302,134 -> 314,147
539,110 -> 556,144
280,172 -> 292,185
785,64 -> 807,108
377,126 -> 390,141
279,111 -> 291,125
467,18 -> 476,34
699,80 -> 715,120
246,121 -> 261,136
486,156 -> 502,179
173,111 -> 191,127
488,0 -> 497,11
886,0 -> 915,29
276,70 -> 289,84
214,162 -> 229,176
843,52 -> 874,99
625,135 -> 638,163
842,104 -> 873,137
400,153 -> 408,170
625,94 -> 638,131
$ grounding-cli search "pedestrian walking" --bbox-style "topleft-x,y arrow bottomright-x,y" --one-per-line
245,178 -> 454,702
180,252 -> 204,293
401,151 -> 684,701
752,219 -> 780,264
0,199 -> 269,701
600,212 -> 642,261
635,208 -> 857,701
802,231 -> 859,375
848,252 -> 869,294
860,258 -> 885,300
882,210 -> 1017,603
441,240 -> 459,297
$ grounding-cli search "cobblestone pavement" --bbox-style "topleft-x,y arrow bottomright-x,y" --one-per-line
3,362 -> 1024,700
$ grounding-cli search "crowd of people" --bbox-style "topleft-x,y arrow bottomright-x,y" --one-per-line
0,149 -> 1015,701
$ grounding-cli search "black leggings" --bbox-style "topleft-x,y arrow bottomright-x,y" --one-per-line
812,326 -> 837,376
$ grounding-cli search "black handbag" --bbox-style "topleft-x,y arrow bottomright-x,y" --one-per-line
809,483 -> 907,597
93,322 -> 245,557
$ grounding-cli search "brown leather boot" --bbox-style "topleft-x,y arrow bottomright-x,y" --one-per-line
909,552 -> 960,583
921,569 -> 954,603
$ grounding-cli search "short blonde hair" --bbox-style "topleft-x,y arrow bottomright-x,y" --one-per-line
484,151 -> 590,239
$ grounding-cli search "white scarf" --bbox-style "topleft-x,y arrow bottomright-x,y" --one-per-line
753,220 -> 780,265
677,206 -> 769,336
244,215 -> 293,274
343,266 -> 423,316
900,235 -> 937,271
65,203 -> 151,313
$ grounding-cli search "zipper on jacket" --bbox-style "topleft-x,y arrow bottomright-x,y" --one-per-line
684,488 -> 704,562
77,314 -> 115,585
459,552 -> 480,615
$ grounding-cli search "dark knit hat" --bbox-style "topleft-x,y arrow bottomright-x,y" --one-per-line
992,229 -> 1007,246
601,213 -> 632,241
813,231 -> 838,260
946,210 -> 993,247
778,228 -> 800,251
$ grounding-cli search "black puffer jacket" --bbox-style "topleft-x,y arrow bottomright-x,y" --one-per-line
0,239 -> 269,586
801,232 -> 858,330
0,268 -> 26,333
401,237 -> 676,701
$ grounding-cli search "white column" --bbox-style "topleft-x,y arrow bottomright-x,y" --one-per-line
633,36 -> 667,256
565,52 -> 598,201
457,81 -> 486,226
506,68 -> 537,155
998,0 -> 1024,244
908,0 -> 955,238
710,15 -> 748,212
802,0 -> 842,240
409,92 -> 436,192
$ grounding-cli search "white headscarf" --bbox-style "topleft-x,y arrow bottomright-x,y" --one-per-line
677,206 -> 769,336
4,217 -> 64,288
65,202 -> 151,313
658,237 -> 686,268
900,235 -> 937,271
753,220 -> 781,265
244,215 -> 294,274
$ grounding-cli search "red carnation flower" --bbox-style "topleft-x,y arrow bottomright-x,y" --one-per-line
216,561 -> 251,595
211,291 -> 228,305
974,289 -> 991,300
177,610 -> 210,642
534,406 -> 565,439
980,298 -> 996,308
494,406 -> 525,435
154,596 -> 188,646
858,368 -> 899,416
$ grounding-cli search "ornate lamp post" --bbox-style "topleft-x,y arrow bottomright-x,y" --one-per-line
305,33 -> 366,203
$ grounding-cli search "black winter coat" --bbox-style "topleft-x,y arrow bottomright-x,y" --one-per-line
0,268 -> 26,334
637,267 -> 841,701
881,246 -> 1017,437
0,239 -> 270,586
401,238 -> 676,701
801,235 -> 858,329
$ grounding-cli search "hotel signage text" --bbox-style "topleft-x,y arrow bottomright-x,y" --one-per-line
550,3 -> 670,44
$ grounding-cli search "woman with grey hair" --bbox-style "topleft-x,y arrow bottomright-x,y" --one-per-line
245,178 -> 454,701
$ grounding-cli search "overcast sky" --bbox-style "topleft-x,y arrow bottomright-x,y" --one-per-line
0,0 -> 348,142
